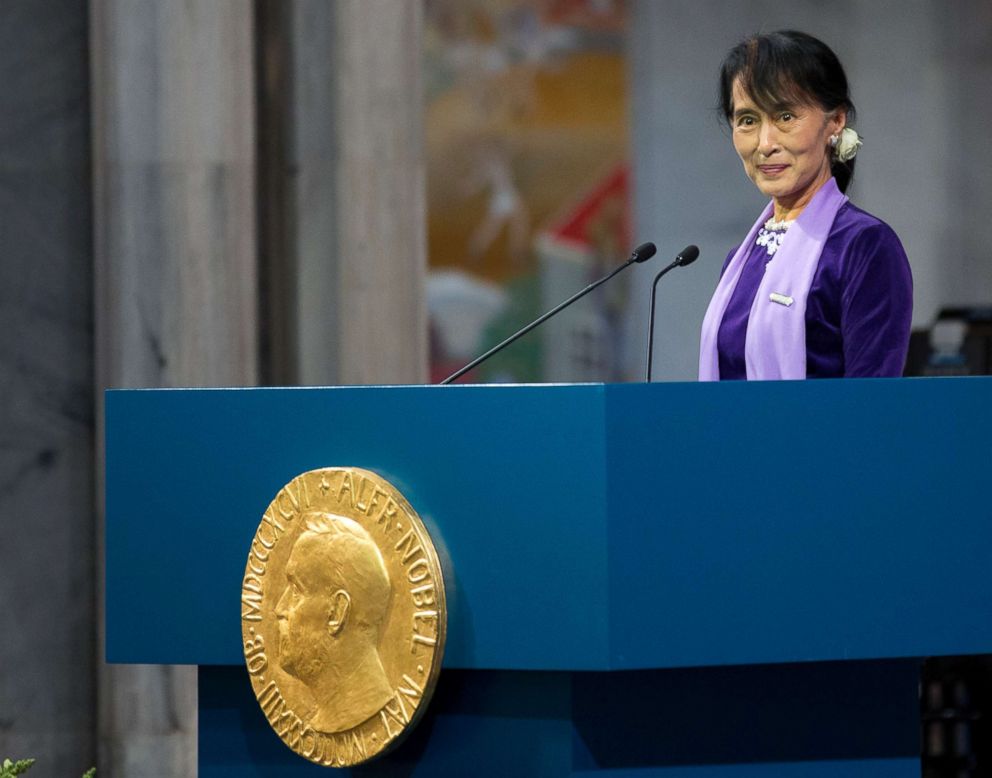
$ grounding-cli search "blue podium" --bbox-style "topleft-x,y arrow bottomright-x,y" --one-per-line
105,379 -> 992,776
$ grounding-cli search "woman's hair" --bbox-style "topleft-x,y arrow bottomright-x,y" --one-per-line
718,30 -> 857,193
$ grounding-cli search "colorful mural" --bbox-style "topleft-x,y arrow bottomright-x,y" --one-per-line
424,0 -> 631,383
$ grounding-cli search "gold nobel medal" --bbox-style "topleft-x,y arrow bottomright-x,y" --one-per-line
241,467 -> 446,766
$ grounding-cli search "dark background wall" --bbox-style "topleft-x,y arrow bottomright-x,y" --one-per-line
0,0 -> 96,773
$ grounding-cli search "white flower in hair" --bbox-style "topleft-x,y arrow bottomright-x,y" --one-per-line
834,127 -> 862,163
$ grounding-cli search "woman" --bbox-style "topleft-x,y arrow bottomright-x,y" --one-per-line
699,31 -> 912,380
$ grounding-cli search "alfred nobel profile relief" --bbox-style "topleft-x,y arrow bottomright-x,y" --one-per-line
244,468 -> 446,765
275,511 -> 394,733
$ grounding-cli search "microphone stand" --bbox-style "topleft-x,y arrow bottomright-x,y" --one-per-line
645,261 -> 680,382
441,255 -> 646,385
646,245 -> 699,381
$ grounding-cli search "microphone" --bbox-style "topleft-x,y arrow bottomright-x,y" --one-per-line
629,241 -> 658,263
645,245 -> 699,382
440,242 -> 659,385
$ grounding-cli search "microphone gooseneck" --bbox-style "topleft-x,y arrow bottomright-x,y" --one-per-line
440,241 -> 660,385
646,245 -> 700,382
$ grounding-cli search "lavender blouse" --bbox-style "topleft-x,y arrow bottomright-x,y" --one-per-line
716,202 -> 913,380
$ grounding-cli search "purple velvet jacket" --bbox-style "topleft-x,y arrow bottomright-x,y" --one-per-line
716,202 -> 913,380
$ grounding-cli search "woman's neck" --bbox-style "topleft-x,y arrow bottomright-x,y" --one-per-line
772,167 -> 833,222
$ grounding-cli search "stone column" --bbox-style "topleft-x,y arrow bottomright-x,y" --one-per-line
0,1 -> 96,773
290,0 -> 427,385
90,0 -> 257,774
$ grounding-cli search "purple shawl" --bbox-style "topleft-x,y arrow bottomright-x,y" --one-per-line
699,178 -> 848,380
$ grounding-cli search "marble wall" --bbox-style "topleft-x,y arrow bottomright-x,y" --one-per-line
0,0 -> 96,774
90,1 -> 257,774
291,0 -> 428,386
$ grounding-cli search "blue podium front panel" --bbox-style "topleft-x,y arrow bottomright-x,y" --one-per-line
106,384 -> 610,670
606,377 -> 992,669
107,378 -> 992,671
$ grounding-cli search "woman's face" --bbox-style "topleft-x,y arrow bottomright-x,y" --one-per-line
730,78 -> 845,211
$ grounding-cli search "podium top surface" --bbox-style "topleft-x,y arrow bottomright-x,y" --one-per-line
105,378 -> 992,670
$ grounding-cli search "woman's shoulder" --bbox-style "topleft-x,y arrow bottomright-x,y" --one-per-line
831,202 -> 903,245
826,202 -> 912,290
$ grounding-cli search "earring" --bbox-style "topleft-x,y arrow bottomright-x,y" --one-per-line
829,135 -> 839,147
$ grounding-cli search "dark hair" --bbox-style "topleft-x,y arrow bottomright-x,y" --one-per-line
718,30 -> 857,193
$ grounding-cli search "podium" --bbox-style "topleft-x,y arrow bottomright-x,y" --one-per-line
105,378 -> 992,776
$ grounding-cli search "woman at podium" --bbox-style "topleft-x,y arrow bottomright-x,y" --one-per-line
698,30 -> 912,381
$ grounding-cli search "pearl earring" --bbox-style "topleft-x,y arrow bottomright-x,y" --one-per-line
829,135 -> 839,147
